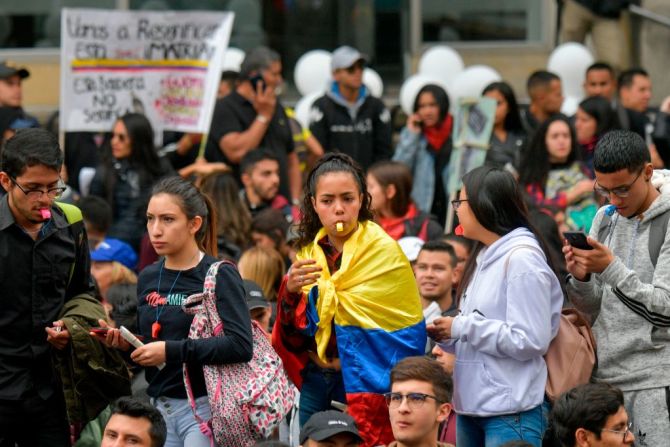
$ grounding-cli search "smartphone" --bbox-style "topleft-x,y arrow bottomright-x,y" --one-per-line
90,327 -> 144,341
563,231 -> 593,250
413,119 -> 423,128
249,74 -> 266,92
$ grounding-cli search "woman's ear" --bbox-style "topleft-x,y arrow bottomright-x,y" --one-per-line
385,184 -> 397,201
189,215 -> 203,235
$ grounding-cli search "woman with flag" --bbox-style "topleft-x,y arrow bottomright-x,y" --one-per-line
272,153 -> 426,447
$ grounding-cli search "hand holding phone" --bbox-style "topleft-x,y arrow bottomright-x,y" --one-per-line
563,231 -> 593,250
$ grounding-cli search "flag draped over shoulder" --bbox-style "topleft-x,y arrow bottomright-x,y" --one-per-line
297,220 -> 426,447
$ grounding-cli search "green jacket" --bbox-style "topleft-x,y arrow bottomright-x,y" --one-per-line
54,293 -> 132,425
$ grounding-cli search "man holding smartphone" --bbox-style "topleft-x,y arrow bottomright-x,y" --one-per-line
205,46 -> 301,204
0,129 -> 95,446
563,129 -> 670,445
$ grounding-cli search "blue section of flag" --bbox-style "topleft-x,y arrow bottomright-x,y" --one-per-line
299,285 -> 320,337
335,321 -> 426,394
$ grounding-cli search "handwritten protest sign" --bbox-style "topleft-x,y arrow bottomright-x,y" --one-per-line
60,8 -> 234,134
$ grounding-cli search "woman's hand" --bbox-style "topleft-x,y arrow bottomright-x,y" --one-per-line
90,319 -> 131,351
131,342 -> 167,367
406,113 -> 423,133
426,316 -> 455,342
287,259 -> 322,293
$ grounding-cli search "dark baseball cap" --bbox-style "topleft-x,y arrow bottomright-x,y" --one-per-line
243,280 -> 269,311
0,61 -> 30,80
299,410 -> 362,445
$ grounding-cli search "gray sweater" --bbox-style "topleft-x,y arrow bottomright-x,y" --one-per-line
567,194 -> 670,391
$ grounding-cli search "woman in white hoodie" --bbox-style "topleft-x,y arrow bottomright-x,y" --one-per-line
428,166 -> 563,447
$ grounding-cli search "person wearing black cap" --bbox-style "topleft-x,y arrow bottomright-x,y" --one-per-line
0,61 -> 29,109
0,61 -> 38,129
309,45 -> 392,172
300,410 -> 363,447
243,279 -> 271,332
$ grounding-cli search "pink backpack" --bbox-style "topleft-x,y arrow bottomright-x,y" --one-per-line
182,261 -> 296,447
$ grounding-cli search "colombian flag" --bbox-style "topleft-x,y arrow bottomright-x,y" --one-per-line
297,221 -> 426,447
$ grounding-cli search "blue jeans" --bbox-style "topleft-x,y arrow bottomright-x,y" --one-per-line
299,361 -> 346,427
152,395 -> 214,447
456,402 -> 549,447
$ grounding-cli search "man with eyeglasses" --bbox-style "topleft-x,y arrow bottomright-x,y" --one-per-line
309,45 -> 392,171
386,356 -> 455,447
547,383 -> 634,446
0,128 -> 95,446
564,129 -> 670,445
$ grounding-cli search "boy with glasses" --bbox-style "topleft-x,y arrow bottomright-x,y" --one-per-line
0,128 -> 95,446
386,356 -> 455,447
564,129 -> 670,445
547,383 -> 634,447
309,45 -> 392,171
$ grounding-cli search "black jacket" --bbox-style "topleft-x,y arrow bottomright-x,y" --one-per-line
137,256 -> 253,399
0,197 -> 95,400
310,83 -> 392,171
89,157 -> 174,250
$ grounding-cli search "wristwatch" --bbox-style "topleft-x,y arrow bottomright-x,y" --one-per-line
256,114 -> 269,124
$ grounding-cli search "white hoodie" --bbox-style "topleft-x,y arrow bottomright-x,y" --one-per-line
439,227 -> 563,416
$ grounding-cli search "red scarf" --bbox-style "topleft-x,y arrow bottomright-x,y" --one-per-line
423,114 -> 453,152
579,135 -> 598,155
378,203 -> 420,241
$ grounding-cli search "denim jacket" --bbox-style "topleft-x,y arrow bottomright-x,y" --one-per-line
393,127 -> 450,213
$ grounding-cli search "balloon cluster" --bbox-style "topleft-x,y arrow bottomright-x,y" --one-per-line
400,45 -> 501,115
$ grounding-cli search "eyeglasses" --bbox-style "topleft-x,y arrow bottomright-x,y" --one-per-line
10,177 -> 66,200
345,62 -> 365,74
451,199 -> 468,210
594,170 -> 642,198
601,421 -> 633,443
383,392 -> 441,410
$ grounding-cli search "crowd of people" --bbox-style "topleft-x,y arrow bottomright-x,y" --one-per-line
1,35 -> 670,447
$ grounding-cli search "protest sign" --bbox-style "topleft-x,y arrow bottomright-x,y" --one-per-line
60,8 -> 233,134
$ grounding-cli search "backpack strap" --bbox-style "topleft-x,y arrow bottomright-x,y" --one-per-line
54,202 -> 85,290
598,207 -> 670,267
183,259 -> 235,447
503,244 -> 543,274
403,213 -> 431,241
596,212 -> 612,244
648,208 -> 670,268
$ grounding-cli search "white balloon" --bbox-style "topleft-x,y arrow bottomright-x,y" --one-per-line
418,45 -> 464,87
450,65 -> 502,101
399,74 -> 449,115
222,47 -> 245,71
294,50 -> 332,96
561,96 -> 579,116
547,42 -> 594,98
363,68 -> 384,97
294,91 -> 324,129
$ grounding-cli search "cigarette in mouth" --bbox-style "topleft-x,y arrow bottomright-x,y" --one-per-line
336,222 -> 344,232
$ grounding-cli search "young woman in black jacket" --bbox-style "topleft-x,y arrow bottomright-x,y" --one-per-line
95,177 -> 252,447
89,113 -> 173,250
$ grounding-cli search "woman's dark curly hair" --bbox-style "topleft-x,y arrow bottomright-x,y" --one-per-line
296,152 -> 373,248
